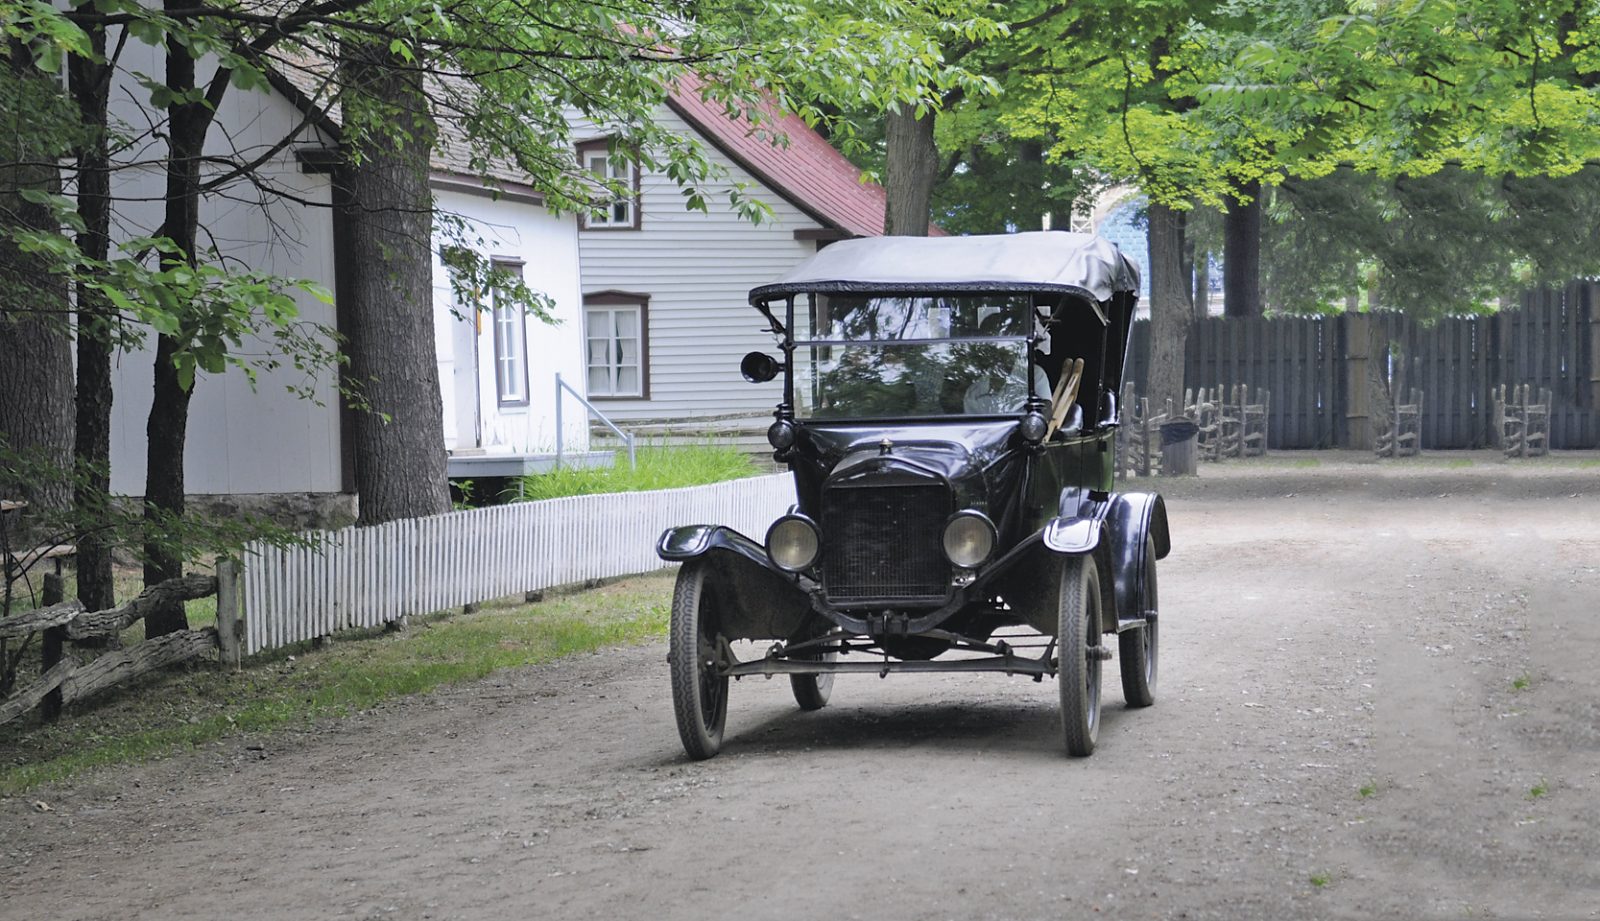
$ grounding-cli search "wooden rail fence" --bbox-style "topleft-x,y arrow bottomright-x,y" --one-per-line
0,574 -> 226,726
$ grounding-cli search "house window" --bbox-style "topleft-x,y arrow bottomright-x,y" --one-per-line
585,292 -> 649,399
491,259 -> 529,406
578,140 -> 640,230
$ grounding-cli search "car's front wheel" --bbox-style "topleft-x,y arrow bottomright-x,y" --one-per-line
668,560 -> 729,760
1056,554 -> 1102,757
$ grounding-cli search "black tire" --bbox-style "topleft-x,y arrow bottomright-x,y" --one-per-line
1119,536 -> 1159,708
1057,555 -> 1102,757
789,630 -> 836,711
668,560 -> 728,760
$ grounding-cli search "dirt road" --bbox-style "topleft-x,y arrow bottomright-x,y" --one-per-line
5,461 -> 1599,920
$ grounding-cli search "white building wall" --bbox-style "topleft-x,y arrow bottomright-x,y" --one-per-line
105,40 -> 342,497
431,189 -> 587,455
574,106 -> 825,424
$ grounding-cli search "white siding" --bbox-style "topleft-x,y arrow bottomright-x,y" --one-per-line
575,107 -> 824,423
431,190 -> 587,454
106,40 -> 342,497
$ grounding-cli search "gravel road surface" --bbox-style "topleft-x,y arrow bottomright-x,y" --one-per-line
4,460 -> 1598,921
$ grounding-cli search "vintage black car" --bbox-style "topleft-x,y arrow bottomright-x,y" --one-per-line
656,231 -> 1170,759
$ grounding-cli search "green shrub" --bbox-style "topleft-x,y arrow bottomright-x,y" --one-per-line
516,441 -> 759,500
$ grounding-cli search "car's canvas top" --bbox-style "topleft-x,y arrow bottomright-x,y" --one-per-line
750,231 -> 1141,303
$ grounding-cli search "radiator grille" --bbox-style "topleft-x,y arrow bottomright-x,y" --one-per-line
821,483 -> 950,602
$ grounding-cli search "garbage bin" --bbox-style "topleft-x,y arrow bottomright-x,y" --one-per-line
1159,419 -> 1200,476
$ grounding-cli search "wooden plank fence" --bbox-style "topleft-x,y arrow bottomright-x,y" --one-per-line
1127,314 -> 1343,449
237,473 -> 796,656
1122,281 -> 1600,450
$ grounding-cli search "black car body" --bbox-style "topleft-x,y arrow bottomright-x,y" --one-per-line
657,231 -> 1170,759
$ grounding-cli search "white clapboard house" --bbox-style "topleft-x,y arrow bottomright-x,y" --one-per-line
570,74 -> 903,441
103,49 -> 591,523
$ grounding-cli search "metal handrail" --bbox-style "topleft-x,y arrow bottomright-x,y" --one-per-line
555,373 -> 636,469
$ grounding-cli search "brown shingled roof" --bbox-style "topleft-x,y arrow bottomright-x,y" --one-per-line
666,73 -> 935,238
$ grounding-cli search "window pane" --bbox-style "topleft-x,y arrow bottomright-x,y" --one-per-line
617,367 -> 638,394
615,310 -> 637,337
587,338 -> 610,365
588,367 -> 608,394
612,201 -> 630,224
617,338 -> 638,364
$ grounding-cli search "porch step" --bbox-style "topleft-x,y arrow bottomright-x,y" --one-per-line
446,451 -> 614,478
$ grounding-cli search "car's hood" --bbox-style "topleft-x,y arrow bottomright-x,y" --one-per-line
795,419 -> 1026,517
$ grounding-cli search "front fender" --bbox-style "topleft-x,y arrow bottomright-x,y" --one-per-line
655,524 -> 812,642
1039,486 -> 1112,555
657,524 -> 773,570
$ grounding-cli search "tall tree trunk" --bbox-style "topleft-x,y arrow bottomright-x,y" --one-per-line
1193,249 -> 1211,318
1365,282 -> 1391,448
69,31 -> 117,612
1223,180 -> 1262,317
1146,202 -> 1190,418
883,107 -> 937,236
143,10 -> 211,637
337,44 -> 450,525
1,44 -> 74,531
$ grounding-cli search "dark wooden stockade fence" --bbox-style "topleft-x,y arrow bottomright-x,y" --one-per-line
1122,281 -> 1600,450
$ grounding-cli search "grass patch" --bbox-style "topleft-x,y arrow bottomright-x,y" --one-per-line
0,571 -> 675,795
1309,873 -> 1331,889
1512,673 -> 1531,691
1358,782 -> 1377,798
1528,779 -> 1549,799
517,441 -> 759,500
1444,458 -> 1473,469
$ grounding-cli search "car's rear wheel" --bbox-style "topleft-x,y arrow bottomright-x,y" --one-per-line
1057,555 -> 1102,757
789,628 -> 837,711
1119,536 -> 1159,707
669,560 -> 728,760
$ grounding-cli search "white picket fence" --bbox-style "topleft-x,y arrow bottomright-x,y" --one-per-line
237,474 -> 795,655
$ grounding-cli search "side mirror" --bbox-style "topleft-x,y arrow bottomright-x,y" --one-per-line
740,351 -> 785,383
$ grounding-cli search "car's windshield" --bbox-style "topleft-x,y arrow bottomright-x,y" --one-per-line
792,295 -> 1045,419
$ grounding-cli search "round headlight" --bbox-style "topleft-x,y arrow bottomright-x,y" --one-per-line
766,515 -> 821,572
1019,411 -> 1048,444
942,511 -> 997,568
767,419 -> 797,450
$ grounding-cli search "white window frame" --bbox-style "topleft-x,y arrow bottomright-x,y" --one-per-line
491,260 -> 529,406
585,296 -> 648,399
580,145 -> 639,230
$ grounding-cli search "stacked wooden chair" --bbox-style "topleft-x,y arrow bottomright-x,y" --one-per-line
1237,386 -> 1270,457
1374,388 -> 1423,458
1493,384 -> 1552,458
1115,383 -> 1273,477
1197,384 -> 1270,459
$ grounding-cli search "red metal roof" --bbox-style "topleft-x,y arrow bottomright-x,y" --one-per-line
667,74 -> 939,238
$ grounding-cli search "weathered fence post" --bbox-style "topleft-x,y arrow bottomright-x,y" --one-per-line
1343,314 -> 1372,451
40,571 -> 65,722
215,557 -> 242,670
